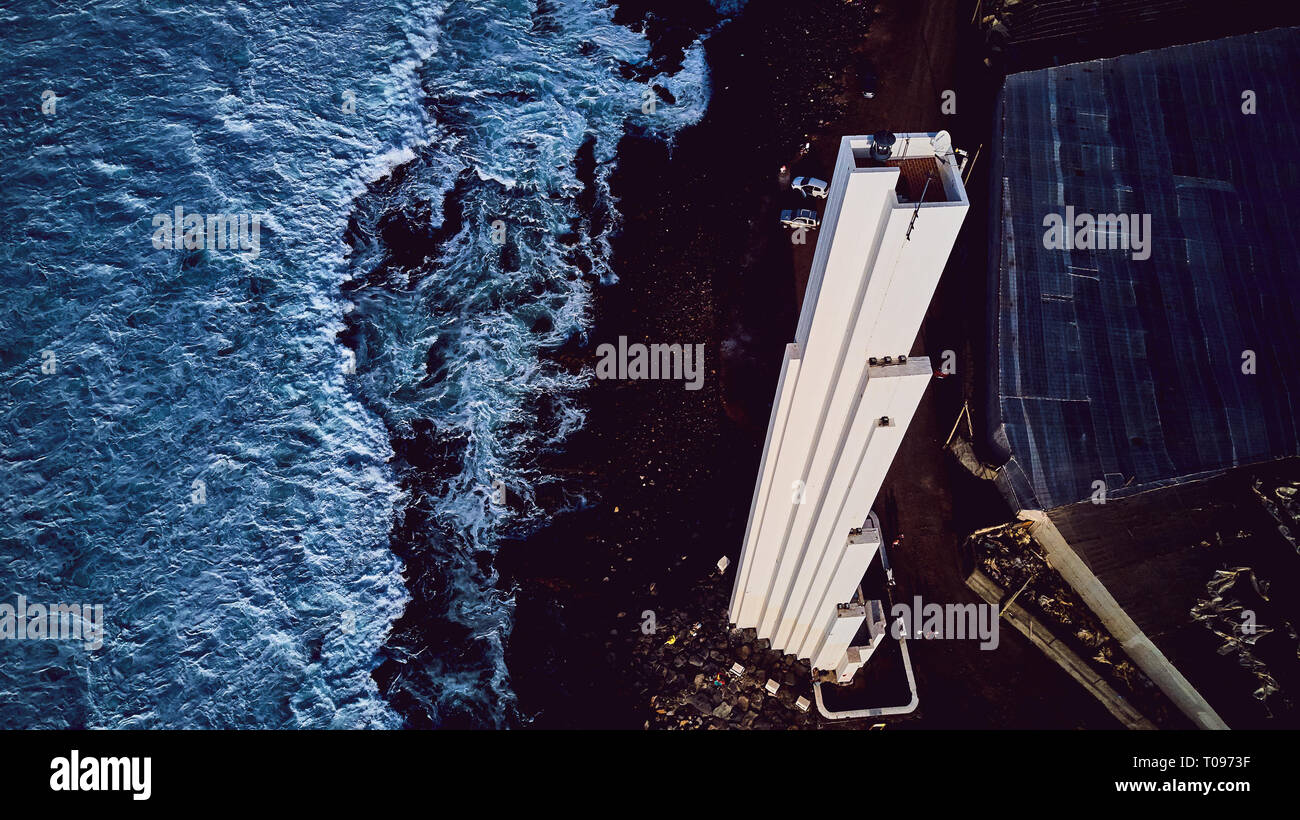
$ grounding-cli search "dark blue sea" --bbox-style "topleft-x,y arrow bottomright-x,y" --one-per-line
0,0 -> 718,728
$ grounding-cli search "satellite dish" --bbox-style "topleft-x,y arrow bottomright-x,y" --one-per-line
931,130 -> 953,157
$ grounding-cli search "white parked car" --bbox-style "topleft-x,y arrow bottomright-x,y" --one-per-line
791,176 -> 829,198
780,208 -> 820,229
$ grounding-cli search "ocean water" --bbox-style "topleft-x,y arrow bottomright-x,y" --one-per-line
0,0 -> 709,728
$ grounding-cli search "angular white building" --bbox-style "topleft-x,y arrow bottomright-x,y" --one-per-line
730,133 -> 969,681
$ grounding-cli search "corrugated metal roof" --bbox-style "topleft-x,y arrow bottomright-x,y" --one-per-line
988,28 -> 1300,510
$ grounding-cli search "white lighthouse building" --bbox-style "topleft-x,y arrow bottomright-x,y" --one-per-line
730,133 -> 969,683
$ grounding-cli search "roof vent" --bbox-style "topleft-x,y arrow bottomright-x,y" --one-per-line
871,131 -> 896,162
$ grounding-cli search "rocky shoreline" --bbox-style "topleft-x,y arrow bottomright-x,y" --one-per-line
633,583 -> 821,730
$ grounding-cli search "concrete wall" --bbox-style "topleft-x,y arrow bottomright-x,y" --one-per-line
812,604 -> 866,671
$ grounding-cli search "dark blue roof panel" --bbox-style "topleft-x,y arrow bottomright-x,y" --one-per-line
988,28 -> 1300,509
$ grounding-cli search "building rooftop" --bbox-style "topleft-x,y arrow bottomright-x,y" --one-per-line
986,27 -> 1300,511
981,0 -> 1207,47
848,133 -> 963,204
